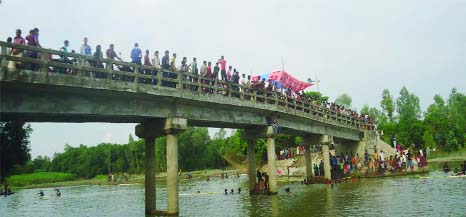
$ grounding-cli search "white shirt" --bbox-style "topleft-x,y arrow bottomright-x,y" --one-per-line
152,56 -> 161,68
240,77 -> 247,85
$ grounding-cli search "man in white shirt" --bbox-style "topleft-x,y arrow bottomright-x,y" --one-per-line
80,37 -> 92,67
152,50 -> 161,69
240,74 -> 247,92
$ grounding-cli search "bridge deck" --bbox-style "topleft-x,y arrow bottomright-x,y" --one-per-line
0,41 -> 366,141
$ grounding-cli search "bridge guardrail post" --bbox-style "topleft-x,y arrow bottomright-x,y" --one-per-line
178,70 -> 183,95
134,64 -> 139,87
106,60 -> 113,81
198,74 -> 202,93
77,56 -> 84,77
0,43 -> 7,77
40,49 -> 49,76
157,69 -> 162,86
214,79 -> 218,95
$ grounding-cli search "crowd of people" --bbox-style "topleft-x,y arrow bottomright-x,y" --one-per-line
3,28 -> 375,129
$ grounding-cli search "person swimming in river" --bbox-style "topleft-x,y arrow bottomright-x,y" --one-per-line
443,162 -> 450,173
37,190 -> 44,197
55,189 -> 61,196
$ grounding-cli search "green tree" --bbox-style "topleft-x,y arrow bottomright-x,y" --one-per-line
303,91 -> 329,104
0,122 -> 32,187
380,89 -> 395,122
335,93 -> 352,108
447,88 -> 466,149
396,87 -> 421,123
424,95 -> 449,150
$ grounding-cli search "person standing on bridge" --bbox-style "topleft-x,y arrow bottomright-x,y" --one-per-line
144,49 -> 153,84
130,43 -> 142,65
25,28 -> 41,70
217,56 -> 227,81
170,53 -> 177,87
190,57 -> 198,91
161,50 -> 170,86
152,50 -> 161,69
80,37 -> 92,66
106,44 -> 122,61
10,29 -> 26,70
213,62 -> 220,81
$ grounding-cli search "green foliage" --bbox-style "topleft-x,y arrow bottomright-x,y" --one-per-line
335,93 -> 352,108
422,130 -> 436,149
6,172 -> 75,187
0,122 -> 32,184
376,88 -> 465,152
380,89 -> 395,122
303,91 -> 329,104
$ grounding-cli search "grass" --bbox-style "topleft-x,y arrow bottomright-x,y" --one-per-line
7,172 -> 76,187
428,147 -> 466,162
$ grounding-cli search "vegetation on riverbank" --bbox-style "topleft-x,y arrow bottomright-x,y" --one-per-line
7,172 -> 76,187
428,147 -> 466,162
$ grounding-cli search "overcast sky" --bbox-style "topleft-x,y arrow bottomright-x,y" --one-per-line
1,0 -> 465,158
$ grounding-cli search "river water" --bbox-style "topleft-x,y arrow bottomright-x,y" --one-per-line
1,170 -> 465,217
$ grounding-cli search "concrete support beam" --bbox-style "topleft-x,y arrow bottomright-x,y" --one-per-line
266,126 -> 278,194
304,144 -> 312,178
321,135 -> 333,181
300,135 -> 321,178
247,139 -> 256,194
144,136 -> 156,214
164,118 -> 186,216
166,134 -> 179,215
136,118 -> 187,216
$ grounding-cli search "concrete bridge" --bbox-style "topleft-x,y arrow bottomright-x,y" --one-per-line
0,41 -> 372,215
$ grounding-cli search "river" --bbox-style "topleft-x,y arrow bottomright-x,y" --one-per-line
1,168 -> 465,217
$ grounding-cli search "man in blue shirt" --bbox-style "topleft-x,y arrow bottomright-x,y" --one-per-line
130,42 -> 142,65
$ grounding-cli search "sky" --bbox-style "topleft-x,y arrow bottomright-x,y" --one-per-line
1,0 -> 465,158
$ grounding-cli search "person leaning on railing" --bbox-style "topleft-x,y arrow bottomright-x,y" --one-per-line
9,29 -> 26,70
25,28 -> 41,70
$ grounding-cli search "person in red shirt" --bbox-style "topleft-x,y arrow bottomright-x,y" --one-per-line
217,56 -> 227,80
10,29 -> 26,69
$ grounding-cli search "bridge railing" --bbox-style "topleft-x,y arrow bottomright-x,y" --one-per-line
0,41 -> 372,130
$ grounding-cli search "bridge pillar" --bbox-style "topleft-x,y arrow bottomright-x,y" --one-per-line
301,135 -> 321,178
266,126 -> 278,194
135,121 -> 164,215
321,135 -> 333,181
304,144 -> 312,178
247,139 -> 256,194
136,118 -> 187,216
164,118 -> 187,216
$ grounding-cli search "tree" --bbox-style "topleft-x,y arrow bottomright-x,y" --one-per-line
0,122 -> 32,186
396,87 -> 421,146
396,87 -> 421,123
447,88 -> 466,149
424,95 -> 449,150
335,93 -> 352,108
380,89 -> 395,122
303,91 -> 329,104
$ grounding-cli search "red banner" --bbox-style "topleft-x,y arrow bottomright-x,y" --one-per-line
268,70 -> 313,92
